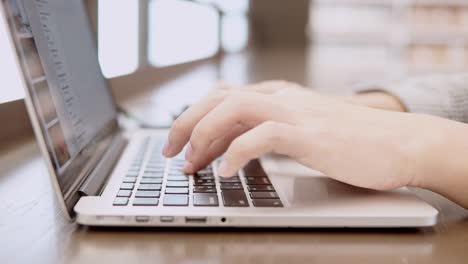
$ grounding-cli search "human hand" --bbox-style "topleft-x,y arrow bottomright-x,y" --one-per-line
162,81 -> 436,191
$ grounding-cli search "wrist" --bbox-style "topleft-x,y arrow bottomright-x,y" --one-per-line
409,115 -> 468,208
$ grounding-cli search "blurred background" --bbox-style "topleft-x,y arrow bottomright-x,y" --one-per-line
2,0 -> 468,106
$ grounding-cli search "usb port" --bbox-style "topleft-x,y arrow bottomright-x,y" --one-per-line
135,216 -> 150,222
160,216 -> 174,222
185,216 -> 207,224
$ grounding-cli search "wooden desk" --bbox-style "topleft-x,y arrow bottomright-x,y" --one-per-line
1,48 -> 468,263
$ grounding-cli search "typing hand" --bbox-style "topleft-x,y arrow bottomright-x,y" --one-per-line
162,80 -> 434,191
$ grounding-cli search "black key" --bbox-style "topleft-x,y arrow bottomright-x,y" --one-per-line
113,197 -> 129,206
219,176 -> 241,183
220,182 -> 243,190
123,176 -> 137,183
196,171 -> 213,176
195,175 -> 215,180
247,185 -> 275,192
194,179 -> 215,186
253,199 -> 283,207
243,159 -> 267,177
135,190 -> 160,198
245,177 -> 271,185
222,190 -> 249,207
163,194 -> 189,206
193,186 -> 217,193
166,181 -> 189,188
167,175 -> 189,181
133,197 -> 159,206
166,187 -> 189,194
117,190 -> 132,197
193,193 -> 219,206
250,191 -> 279,199
140,178 -> 163,184
138,184 -> 162,190
120,183 -> 135,190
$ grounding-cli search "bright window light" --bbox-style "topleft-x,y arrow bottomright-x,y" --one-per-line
221,14 -> 248,53
214,0 -> 249,13
148,0 -> 219,67
98,0 -> 139,78
0,11 -> 24,103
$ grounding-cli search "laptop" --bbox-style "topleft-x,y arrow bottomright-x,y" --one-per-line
1,0 -> 438,227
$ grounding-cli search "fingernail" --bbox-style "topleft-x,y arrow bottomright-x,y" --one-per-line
218,160 -> 232,178
185,144 -> 193,161
183,162 -> 194,174
162,141 -> 171,157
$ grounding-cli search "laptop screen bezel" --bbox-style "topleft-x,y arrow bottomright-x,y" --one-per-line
1,0 -> 120,219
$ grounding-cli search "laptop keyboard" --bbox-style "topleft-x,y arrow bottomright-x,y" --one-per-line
113,136 -> 283,208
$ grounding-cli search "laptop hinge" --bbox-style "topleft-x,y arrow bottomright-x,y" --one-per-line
78,132 -> 127,197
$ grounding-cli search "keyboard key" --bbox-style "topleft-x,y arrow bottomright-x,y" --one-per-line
120,183 -> 135,190
195,171 -> 214,177
243,159 -> 267,177
220,182 -> 243,190
193,186 -> 217,193
252,199 -> 283,207
140,178 -> 163,184
193,193 -> 219,206
247,185 -> 275,192
167,175 -> 189,181
194,179 -> 215,186
135,190 -> 160,198
195,175 -> 215,180
166,181 -> 189,188
117,190 -> 132,197
123,176 -> 137,183
163,194 -> 189,206
133,197 -> 159,206
127,171 -> 139,177
142,174 -> 164,178
138,184 -> 162,191
113,197 -> 129,206
144,170 -> 165,175
219,176 -> 241,183
245,177 -> 271,185
250,191 -> 279,199
166,187 -> 189,194
222,190 -> 249,207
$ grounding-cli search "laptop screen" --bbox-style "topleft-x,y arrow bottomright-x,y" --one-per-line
2,0 -> 118,211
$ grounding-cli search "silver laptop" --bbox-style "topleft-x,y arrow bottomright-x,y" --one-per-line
2,0 -> 438,227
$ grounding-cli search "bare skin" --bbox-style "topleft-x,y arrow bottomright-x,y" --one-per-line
163,81 -> 468,209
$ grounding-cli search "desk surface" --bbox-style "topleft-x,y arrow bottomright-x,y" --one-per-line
1,47 -> 468,264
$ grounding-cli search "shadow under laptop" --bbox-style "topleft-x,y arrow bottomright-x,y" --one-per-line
67,225 -> 440,263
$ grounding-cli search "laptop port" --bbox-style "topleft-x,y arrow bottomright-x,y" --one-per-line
185,216 -> 207,224
135,216 -> 150,222
160,216 -> 174,223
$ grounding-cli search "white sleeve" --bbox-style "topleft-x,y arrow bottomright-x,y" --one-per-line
355,74 -> 468,123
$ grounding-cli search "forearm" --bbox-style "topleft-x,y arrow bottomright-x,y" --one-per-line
411,115 -> 468,209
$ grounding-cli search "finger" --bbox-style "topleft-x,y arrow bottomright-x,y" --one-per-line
164,89 -> 228,157
187,93 -> 290,166
217,121 -> 301,177
244,80 -> 302,94
183,124 -> 248,173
